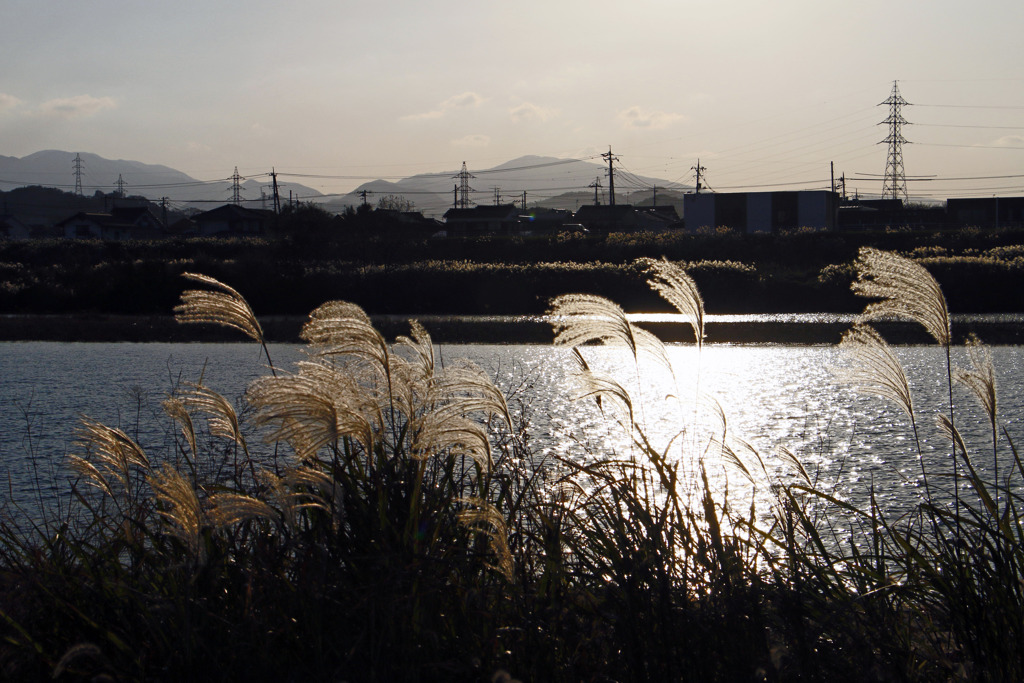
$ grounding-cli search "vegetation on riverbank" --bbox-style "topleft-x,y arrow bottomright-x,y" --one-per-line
2,250 -> 1022,681
3,225 -> 1024,320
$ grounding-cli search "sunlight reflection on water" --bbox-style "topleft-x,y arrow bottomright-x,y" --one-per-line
2,341 -> 1022,521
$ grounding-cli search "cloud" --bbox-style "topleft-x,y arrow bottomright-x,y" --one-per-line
994,135 -> 1024,147
618,106 -> 684,130
452,134 -> 490,147
403,91 -> 484,121
510,102 -> 557,123
39,95 -> 116,119
443,92 -> 483,109
0,93 -> 23,114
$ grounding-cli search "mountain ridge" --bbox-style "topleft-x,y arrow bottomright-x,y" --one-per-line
0,150 -> 323,208
1,150 -> 692,217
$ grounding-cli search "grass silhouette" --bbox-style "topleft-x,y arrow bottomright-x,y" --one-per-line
1,250 -> 1022,681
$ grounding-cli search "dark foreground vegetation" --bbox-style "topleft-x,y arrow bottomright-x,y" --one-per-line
2,251 -> 1023,681
3,215 -> 1024,329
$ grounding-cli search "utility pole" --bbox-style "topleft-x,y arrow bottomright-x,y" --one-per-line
652,185 -> 657,208
453,184 -> 459,209
589,177 -> 602,205
602,147 -> 618,207
359,189 -> 372,207
231,167 -> 244,205
73,153 -> 84,196
492,187 -> 501,205
160,197 -> 169,227
271,168 -> 281,214
692,159 -> 706,194
880,80 -> 910,202
521,191 -> 527,211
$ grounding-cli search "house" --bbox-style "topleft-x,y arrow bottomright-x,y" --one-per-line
0,214 -> 31,240
442,204 -> 521,235
947,197 -> 1024,229
683,191 -> 839,232
191,204 -> 275,236
57,206 -> 165,240
517,208 -> 576,234
572,205 -> 651,232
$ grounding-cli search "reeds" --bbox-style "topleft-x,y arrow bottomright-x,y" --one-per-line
2,254 -> 1022,682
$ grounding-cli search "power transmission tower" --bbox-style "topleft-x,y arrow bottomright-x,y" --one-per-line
454,161 -> 475,209
231,167 -> 244,205
115,174 -> 126,198
602,147 -> 618,207
879,81 -> 910,202
73,153 -> 84,196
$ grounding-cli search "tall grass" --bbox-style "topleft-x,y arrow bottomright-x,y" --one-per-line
1,249 -> 1022,681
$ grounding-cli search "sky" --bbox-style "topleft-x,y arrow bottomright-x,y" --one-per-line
2,0 -> 1023,202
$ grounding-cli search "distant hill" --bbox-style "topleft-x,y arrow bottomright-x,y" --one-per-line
0,150 -> 322,209
321,155 -> 692,218
0,151 -> 692,220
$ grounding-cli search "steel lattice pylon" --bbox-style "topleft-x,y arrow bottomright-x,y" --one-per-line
880,81 -> 910,202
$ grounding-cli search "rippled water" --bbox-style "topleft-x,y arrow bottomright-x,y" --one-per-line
2,341 -> 1022,521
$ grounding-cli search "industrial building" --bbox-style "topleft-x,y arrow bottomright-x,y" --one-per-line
683,190 -> 839,232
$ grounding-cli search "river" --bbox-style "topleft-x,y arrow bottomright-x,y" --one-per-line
2,339 -> 1023,523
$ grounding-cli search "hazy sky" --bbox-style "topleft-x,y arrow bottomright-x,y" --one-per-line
2,0 -> 1022,200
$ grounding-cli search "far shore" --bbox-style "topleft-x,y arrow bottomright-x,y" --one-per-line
3,313 -> 1022,345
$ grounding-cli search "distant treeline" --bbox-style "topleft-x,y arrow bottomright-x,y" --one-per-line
3,221 -> 1024,319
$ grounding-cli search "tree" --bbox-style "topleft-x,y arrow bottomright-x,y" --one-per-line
376,194 -> 414,212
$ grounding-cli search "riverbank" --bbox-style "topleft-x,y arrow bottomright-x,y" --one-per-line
4,312 -> 1023,344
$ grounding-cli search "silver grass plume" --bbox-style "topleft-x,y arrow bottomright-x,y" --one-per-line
936,414 -> 970,466
70,417 -> 151,495
395,320 -> 435,378
410,362 -> 510,468
174,272 -> 264,344
954,334 -> 997,429
162,396 -> 198,459
248,361 -> 381,462
714,437 -> 755,486
837,324 -> 915,420
457,497 -> 514,581
776,446 -> 812,486
647,258 -> 705,347
208,491 -> 279,528
301,301 -> 390,371
181,383 -> 246,449
432,362 -> 512,430
548,293 -> 671,371
149,464 -> 204,559
852,247 -> 950,347
571,362 -> 636,428
412,404 -> 492,468
278,467 -> 339,527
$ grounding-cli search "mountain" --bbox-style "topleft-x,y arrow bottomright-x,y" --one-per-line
322,155 -> 692,217
0,150 -> 322,208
